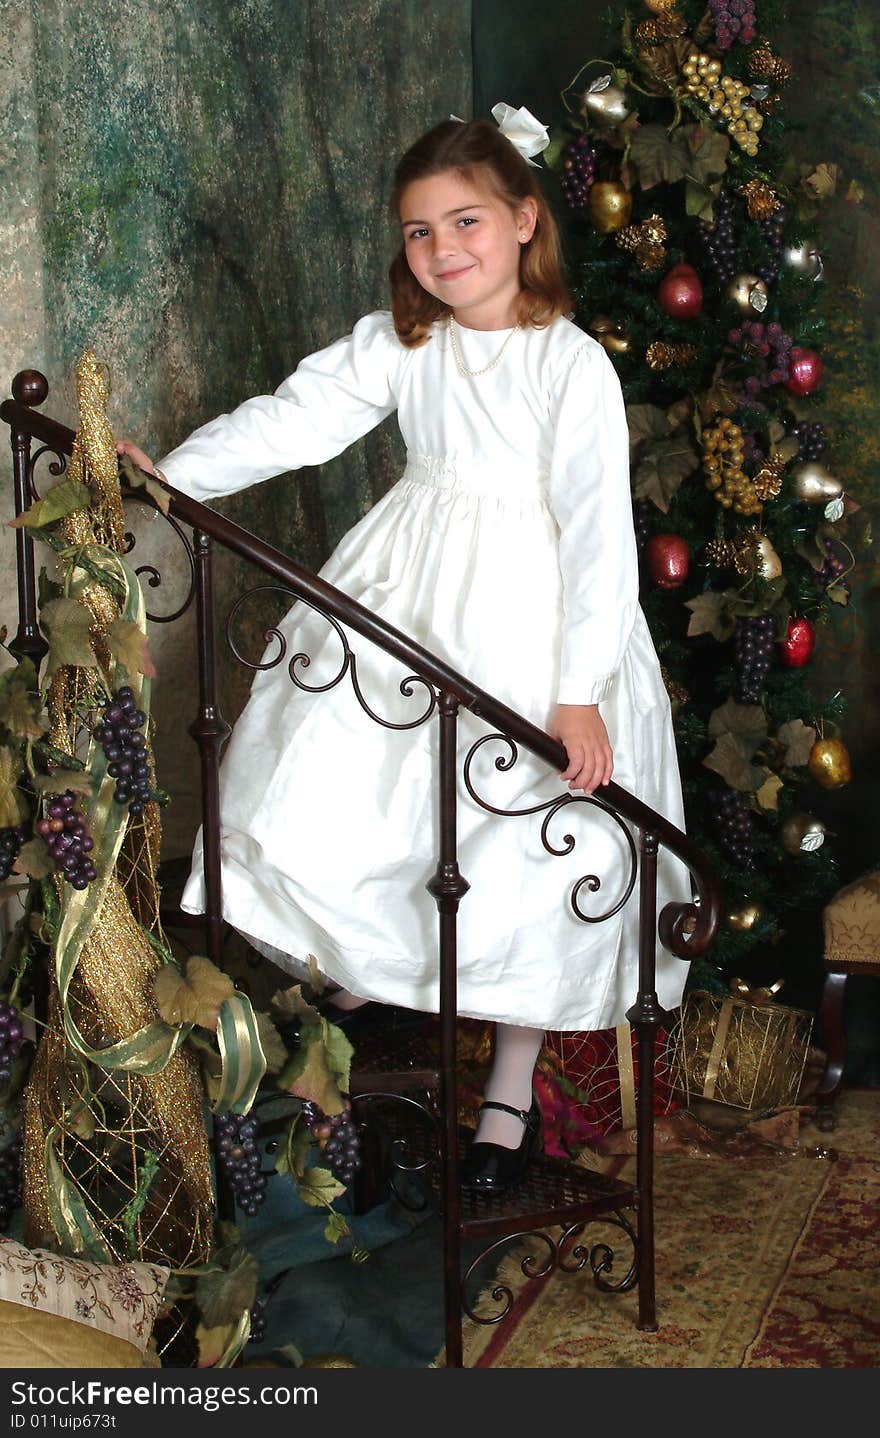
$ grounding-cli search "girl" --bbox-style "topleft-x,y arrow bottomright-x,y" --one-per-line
118,109 -> 690,1192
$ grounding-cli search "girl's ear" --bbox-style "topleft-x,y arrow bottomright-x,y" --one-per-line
517,196 -> 539,242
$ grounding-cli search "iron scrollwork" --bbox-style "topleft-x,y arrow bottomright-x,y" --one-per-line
27,444 -> 68,501
558,1209 -> 639,1292
462,1230 -> 558,1325
463,733 -> 638,923
121,493 -> 197,624
225,584 -> 439,731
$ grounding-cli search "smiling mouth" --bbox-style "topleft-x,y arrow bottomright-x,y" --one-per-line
436,265 -> 474,280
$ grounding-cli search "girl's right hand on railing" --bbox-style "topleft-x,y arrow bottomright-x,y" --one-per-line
115,439 -> 160,478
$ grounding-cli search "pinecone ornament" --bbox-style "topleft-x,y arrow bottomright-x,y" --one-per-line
705,537 -> 737,569
636,12 -> 687,47
738,180 -> 779,221
753,457 -> 785,502
646,341 -> 697,370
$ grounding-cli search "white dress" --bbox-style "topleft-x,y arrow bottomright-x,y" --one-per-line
159,310 -> 691,1031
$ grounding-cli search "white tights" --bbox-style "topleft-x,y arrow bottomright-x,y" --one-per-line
330,988 -> 543,1151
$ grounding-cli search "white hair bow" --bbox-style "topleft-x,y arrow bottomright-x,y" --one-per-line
449,103 -> 551,167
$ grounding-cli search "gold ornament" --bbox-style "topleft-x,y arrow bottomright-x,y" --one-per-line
582,78 -> 631,127
705,537 -> 737,568
643,0 -> 679,13
748,40 -> 792,87
791,461 -> 843,505
615,213 -> 667,270
808,736 -> 852,790
589,314 -> 632,356
726,273 -> 769,315
753,456 -> 785,502
782,241 -> 824,282
588,180 -> 633,233
738,180 -> 779,221
636,12 -> 687,46
732,529 -> 760,576
702,418 -> 762,515
729,976 -> 783,1004
646,340 -> 696,370
753,533 -> 783,579
682,50 -> 763,155
726,902 -> 764,933
780,812 -> 827,856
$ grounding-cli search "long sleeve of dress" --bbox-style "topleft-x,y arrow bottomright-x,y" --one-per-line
156,311 -> 400,503
548,339 -> 639,706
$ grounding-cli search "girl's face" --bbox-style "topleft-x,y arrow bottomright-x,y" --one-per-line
399,168 -> 537,330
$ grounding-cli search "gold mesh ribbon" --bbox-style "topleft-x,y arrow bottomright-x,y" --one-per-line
615,1024 -> 637,1131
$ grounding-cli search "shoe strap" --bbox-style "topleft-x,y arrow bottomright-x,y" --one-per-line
478,1099 -> 530,1125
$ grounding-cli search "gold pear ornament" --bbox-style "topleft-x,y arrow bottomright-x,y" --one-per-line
582,76 -> 631,126
726,273 -> 769,314
726,901 -> 763,932
791,460 -> 843,505
780,812 -> 827,855
589,181 -> 633,233
589,314 -> 632,355
808,735 -> 852,790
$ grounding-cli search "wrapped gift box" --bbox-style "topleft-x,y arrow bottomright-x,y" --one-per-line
666,988 -> 814,1112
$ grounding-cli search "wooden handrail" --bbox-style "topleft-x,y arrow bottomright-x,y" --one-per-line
1,389 -> 721,958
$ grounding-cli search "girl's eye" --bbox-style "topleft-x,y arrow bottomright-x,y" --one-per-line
407,229 -> 429,240
458,216 -> 477,227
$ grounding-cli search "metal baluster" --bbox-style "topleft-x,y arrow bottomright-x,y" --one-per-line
188,530 -> 231,966
9,373 -> 49,668
627,828 -> 661,1332
426,691 -> 470,1368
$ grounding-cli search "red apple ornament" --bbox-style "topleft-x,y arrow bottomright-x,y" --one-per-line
646,533 -> 690,588
778,615 -> 815,667
658,263 -> 703,319
785,347 -> 823,396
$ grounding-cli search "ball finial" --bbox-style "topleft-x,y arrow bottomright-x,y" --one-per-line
11,370 -> 49,406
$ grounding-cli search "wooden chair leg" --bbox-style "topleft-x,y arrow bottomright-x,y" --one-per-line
816,970 -> 848,1132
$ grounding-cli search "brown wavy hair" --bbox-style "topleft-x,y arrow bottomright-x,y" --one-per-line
388,118 -> 571,348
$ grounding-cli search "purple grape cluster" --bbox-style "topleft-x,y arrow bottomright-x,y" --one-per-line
632,499 -> 651,555
214,1111 -> 267,1217
816,538 -> 850,597
741,431 -> 765,470
728,321 -> 794,396
36,793 -> 96,889
715,789 -> 755,868
560,133 -> 597,208
0,825 -> 28,882
248,1299 -> 267,1345
709,0 -> 756,50
757,204 -> 789,284
793,420 -> 826,460
698,188 -> 737,282
734,614 -> 776,703
0,1001 -> 24,1087
93,687 -> 152,817
303,1101 -> 361,1187
0,1133 -> 22,1233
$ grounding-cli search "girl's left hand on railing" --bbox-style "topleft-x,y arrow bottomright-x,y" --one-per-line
550,703 -> 614,795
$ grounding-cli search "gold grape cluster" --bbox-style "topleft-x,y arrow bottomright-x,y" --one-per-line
702,418 -> 762,515
682,51 -> 763,156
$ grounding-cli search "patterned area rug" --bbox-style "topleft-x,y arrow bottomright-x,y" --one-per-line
459,1090 -> 879,1368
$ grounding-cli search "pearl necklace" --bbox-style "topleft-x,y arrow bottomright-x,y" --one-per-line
448,317 -> 519,378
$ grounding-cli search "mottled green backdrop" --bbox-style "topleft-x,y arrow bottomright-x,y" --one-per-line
0,0 -> 471,853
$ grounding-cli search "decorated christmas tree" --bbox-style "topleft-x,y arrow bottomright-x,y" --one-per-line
547,0 -> 873,998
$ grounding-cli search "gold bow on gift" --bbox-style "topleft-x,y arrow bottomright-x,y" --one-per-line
729,977 -> 784,1007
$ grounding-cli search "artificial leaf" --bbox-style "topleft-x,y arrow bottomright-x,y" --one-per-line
254,1010 -> 288,1074
152,954 -> 235,1029
279,1027 -> 344,1117
756,773 -> 784,811
777,718 -> 817,768
13,838 -> 53,880
195,1321 -> 244,1369
685,591 -> 735,642
8,479 -> 91,531
827,583 -> 850,606
324,1211 -> 352,1246
846,179 -> 865,205
0,663 -> 44,740
708,699 -> 767,755
271,982 -> 322,1026
702,733 -> 766,792
274,1117 -> 311,1181
629,123 -> 689,189
0,746 -> 27,828
322,1021 -> 354,1097
32,769 -> 93,797
666,398 -> 692,433
684,179 -> 716,220
543,133 -> 567,172
296,1165 -> 346,1209
119,453 -> 171,516
626,403 -> 668,459
633,436 -> 700,513
196,1245 -> 258,1329
683,124 -> 730,185
825,498 -> 845,523
699,370 -> 740,421
40,597 -> 96,674
802,162 -> 839,200
105,617 -> 156,680
307,953 -> 326,993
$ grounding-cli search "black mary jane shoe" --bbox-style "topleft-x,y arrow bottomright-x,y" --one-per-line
459,1097 -> 543,1195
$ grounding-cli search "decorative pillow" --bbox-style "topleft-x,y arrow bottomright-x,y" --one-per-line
823,870 -> 880,966
0,1236 -> 169,1365
0,1303 -> 152,1369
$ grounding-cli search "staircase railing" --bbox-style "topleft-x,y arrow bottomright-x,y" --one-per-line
4,368 -> 720,1366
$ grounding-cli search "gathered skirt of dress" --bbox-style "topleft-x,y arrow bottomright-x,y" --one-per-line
180,454 -> 692,1030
